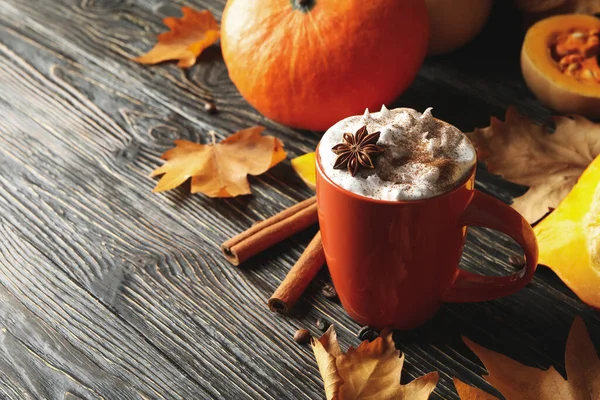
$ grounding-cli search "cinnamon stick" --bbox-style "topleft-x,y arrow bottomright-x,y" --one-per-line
221,196 -> 318,266
268,231 -> 325,314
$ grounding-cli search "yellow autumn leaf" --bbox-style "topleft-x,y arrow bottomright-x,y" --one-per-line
311,325 -> 439,400
291,152 -> 316,191
150,126 -> 286,197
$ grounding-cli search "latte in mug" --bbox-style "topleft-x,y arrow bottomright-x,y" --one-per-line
316,106 -> 538,330
317,106 -> 476,201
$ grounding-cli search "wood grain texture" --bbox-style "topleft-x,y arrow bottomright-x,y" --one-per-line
0,0 -> 599,399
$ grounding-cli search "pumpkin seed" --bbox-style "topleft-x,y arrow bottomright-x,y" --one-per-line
582,69 -> 594,79
572,31 -> 584,39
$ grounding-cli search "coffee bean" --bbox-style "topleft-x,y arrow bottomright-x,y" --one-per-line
316,317 -> 329,332
204,102 -> 218,114
321,284 -> 338,300
357,326 -> 379,342
508,254 -> 525,267
293,328 -> 311,344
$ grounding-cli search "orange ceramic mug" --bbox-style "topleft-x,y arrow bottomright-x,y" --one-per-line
316,143 -> 538,330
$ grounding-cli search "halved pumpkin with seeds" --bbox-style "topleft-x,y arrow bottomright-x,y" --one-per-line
534,154 -> 600,309
521,14 -> 600,118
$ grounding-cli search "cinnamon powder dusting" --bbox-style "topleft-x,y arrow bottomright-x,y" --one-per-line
318,106 -> 476,201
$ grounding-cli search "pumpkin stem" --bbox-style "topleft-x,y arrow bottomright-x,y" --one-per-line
292,0 -> 315,12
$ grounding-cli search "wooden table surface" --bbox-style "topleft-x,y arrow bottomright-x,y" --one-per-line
1,1 -> 599,399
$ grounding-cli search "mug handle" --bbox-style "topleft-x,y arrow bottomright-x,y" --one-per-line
441,190 -> 538,302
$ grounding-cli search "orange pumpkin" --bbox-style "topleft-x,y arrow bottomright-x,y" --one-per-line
521,14 -> 600,118
220,0 -> 429,131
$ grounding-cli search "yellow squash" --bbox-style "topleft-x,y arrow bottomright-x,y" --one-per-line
534,154 -> 600,308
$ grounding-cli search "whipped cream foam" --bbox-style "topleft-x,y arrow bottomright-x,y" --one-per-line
318,106 -> 476,201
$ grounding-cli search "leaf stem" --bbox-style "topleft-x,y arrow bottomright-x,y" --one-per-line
208,130 -> 217,145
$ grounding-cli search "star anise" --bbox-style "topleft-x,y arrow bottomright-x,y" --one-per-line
331,125 -> 384,176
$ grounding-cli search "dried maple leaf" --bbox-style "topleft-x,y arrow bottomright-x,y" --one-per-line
453,378 -> 499,399
515,0 -> 568,12
466,107 -> 600,224
518,0 -> 600,17
460,316 -> 600,400
566,0 -> 600,14
133,7 -> 220,68
312,324 -> 344,400
311,325 -> 438,400
150,127 -> 286,197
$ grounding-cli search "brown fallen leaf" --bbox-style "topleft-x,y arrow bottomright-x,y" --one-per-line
466,107 -> 600,224
566,0 -> 600,14
312,325 -> 344,400
311,325 -> 438,400
453,378 -> 499,399
461,316 -> 600,400
133,7 -> 220,68
518,0 -> 600,20
514,0 -> 568,12
150,127 -> 286,197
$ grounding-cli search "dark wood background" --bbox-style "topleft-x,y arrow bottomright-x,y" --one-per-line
0,0 -> 598,399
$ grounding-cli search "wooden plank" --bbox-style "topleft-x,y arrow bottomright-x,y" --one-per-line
0,30 -> 322,400
0,0 -> 599,399
0,221 -> 202,399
